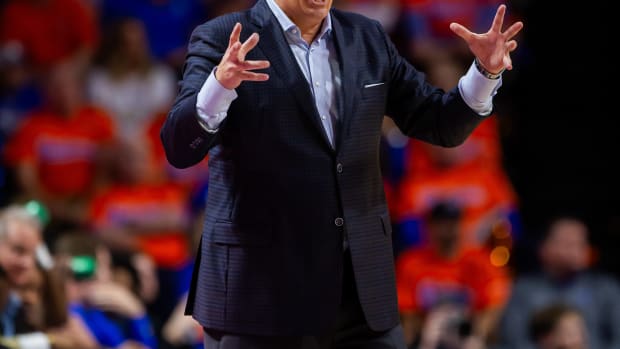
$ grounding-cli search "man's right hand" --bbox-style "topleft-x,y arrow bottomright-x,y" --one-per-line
215,23 -> 270,90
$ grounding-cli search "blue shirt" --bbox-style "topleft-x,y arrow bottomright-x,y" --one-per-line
70,303 -> 157,349
0,292 -> 21,337
264,0 -> 341,147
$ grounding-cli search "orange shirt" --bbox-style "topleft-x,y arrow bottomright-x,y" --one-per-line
396,246 -> 510,313
89,183 -> 191,268
0,0 -> 98,68
396,166 -> 517,247
405,117 -> 502,179
4,106 -> 115,196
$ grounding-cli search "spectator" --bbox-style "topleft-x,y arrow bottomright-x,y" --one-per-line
496,217 -> 620,349
1,264 -> 26,339
0,205 -> 44,339
89,140 -> 193,319
0,0 -> 98,72
100,0 -> 208,69
0,205 -> 42,288
394,59 -> 519,252
529,304 -> 589,349
396,202 -> 510,348
0,41 -> 42,205
55,233 -> 157,349
88,18 -> 176,143
3,63 -> 116,227
14,261 -> 98,349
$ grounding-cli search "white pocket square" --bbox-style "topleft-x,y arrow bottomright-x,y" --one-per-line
364,82 -> 385,88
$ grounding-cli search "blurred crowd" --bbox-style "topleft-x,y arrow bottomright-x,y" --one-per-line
0,1 -> 618,349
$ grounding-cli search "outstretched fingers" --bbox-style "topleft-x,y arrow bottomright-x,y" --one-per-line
491,5 -> 506,32
239,33 -> 260,61
503,53 -> 513,70
503,21 -> 524,40
227,42 -> 242,62
229,23 -> 242,48
240,71 -> 269,82
506,40 -> 518,52
239,60 -> 270,71
449,22 -> 474,43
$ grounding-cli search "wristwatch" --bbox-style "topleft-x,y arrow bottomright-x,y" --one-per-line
474,58 -> 505,80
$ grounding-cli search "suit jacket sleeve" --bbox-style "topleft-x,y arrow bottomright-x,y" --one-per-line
160,21 -> 230,169
380,22 -> 489,147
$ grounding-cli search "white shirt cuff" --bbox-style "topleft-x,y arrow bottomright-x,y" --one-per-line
196,69 -> 238,131
458,61 -> 502,116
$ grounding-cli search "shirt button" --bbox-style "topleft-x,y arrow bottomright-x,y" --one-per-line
335,217 -> 344,227
291,29 -> 298,34
336,163 -> 343,173
321,115 -> 327,120
315,81 -> 320,87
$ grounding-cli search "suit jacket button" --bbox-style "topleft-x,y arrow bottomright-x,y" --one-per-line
335,217 -> 344,227
336,163 -> 343,173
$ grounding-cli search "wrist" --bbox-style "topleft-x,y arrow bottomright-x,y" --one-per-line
213,66 -> 236,90
474,58 -> 504,79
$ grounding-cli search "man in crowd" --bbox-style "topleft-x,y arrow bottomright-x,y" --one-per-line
497,217 -> 620,349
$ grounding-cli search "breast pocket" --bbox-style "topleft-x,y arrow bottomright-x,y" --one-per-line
361,82 -> 387,100
358,81 -> 388,127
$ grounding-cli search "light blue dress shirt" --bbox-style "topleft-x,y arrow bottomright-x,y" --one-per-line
195,0 -> 502,138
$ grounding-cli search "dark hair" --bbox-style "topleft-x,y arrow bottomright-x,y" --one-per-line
53,231 -> 99,257
111,251 -> 141,296
538,215 -> 590,246
529,303 -> 582,341
95,17 -> 152,76
40,267 -> 69,328
426,201 -> 462,222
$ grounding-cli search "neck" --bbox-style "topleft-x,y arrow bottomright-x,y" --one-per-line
275,0 -> 326,44
545,267 -> 578,281
300,21 -> 323,44
436,242 -> 458,259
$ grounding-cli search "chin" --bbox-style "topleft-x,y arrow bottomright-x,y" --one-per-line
305,0 -> 331,12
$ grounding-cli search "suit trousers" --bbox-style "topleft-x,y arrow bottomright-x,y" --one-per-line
203,250 -> 406,349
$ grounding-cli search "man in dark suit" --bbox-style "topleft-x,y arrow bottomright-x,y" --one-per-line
161,0 -> 522,348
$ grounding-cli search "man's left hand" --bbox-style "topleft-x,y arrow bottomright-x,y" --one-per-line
450,4 -> 523,74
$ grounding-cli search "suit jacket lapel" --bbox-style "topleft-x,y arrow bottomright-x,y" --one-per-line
251,0 -> 335,152
331,12 -> 357,155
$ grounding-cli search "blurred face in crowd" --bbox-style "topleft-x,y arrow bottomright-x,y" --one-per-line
428,218 -> 460,257
120,19 -> 150,64
111,141 -> 157,184
45,63 -> 83,116
0,220 -> 41,287
538,312 -> 589,349
540,219 -> 590,278
275,0 -> 333,25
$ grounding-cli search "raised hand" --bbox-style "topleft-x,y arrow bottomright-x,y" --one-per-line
450,5 -> 523,74
215,23 -> 271,89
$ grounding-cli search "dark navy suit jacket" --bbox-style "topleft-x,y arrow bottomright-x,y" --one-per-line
161,0 -> 486,336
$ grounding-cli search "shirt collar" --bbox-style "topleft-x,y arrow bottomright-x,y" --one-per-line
265,0 -> 332,42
